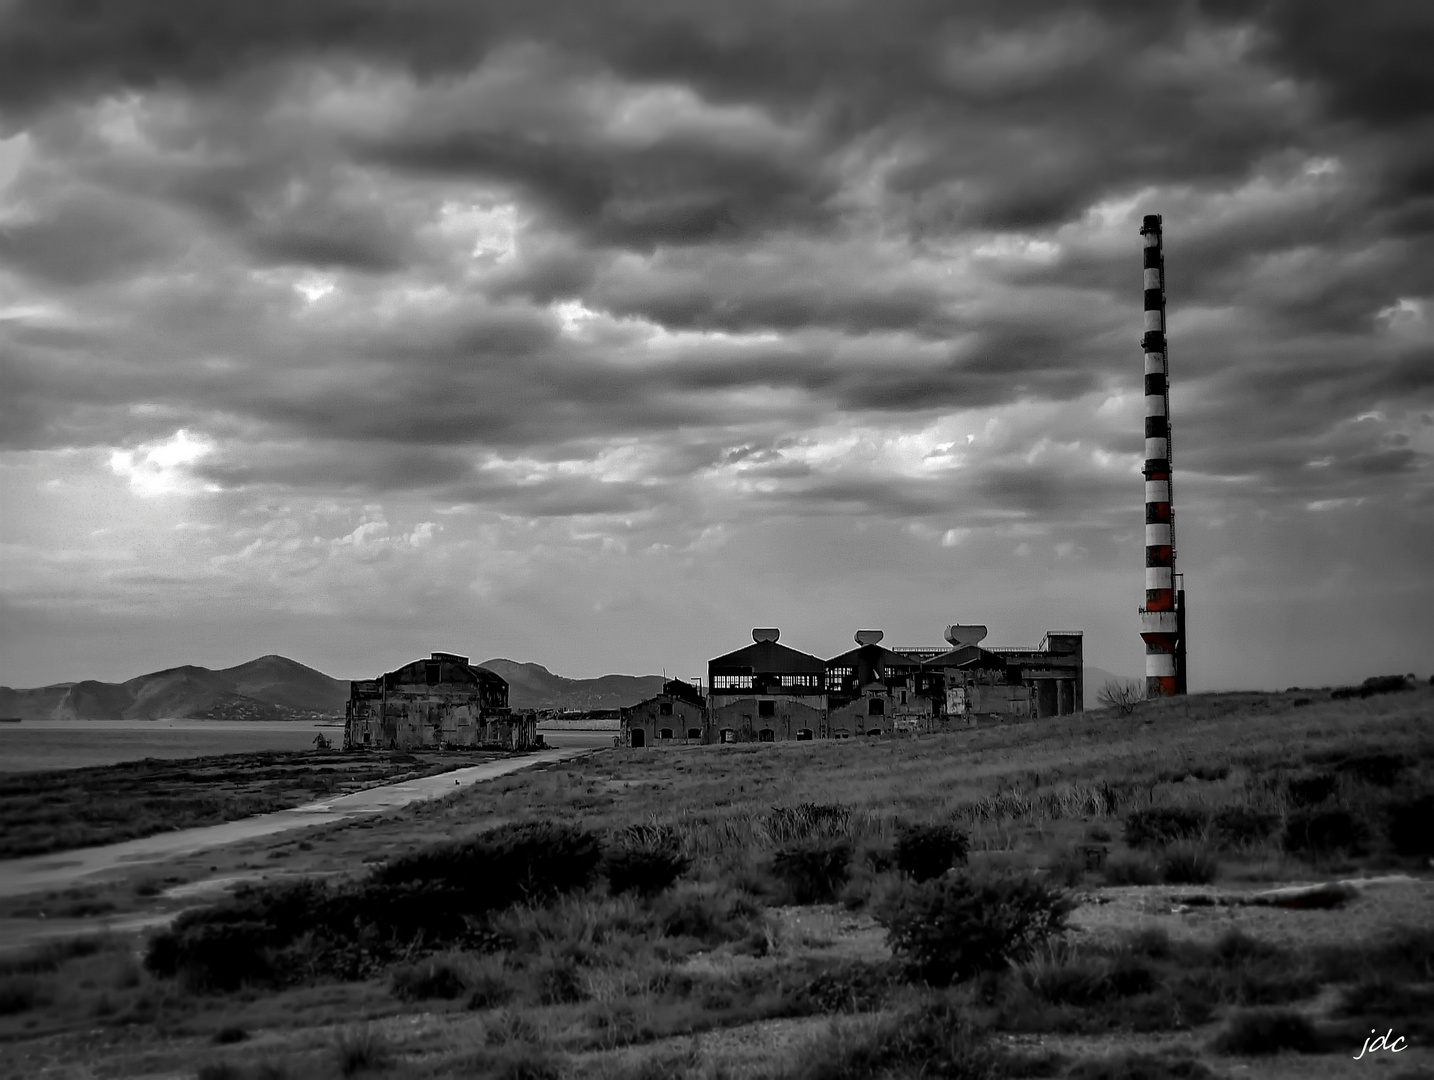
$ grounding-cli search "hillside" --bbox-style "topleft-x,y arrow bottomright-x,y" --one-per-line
478,659 -> 664,711
0,655 -> 348,722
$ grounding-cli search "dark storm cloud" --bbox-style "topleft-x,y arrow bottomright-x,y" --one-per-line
0,0 -> 1430,534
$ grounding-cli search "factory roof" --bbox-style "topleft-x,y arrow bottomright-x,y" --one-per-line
708,639 -> 827,675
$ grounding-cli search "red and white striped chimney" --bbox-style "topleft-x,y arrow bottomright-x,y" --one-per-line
1139,214 -> 1181,697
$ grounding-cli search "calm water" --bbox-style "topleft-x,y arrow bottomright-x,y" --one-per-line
0,720 -> 343,774
0,722 -> 615,774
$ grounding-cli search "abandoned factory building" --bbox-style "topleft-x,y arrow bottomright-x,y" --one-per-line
344,652 -> 540,752
619,625 -> 1083,748
619,679 -> 707,748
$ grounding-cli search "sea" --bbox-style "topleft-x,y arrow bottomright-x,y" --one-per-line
0,719 -> 345,774
0,720 -> 615,774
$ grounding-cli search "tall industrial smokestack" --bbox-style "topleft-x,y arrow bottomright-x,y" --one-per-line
1138,214 -> 1184,697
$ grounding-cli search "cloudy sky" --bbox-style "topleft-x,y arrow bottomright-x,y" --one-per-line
2,1 -> 1431,690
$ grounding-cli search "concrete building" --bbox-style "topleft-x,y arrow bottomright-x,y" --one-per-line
620,679 -> 707,747
707,629 -> 827,742
344,652 -> 539,751
894,626 -> 1083,723
825,630 -> 933,737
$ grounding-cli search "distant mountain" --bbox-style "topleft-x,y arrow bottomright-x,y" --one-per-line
0,655 -> 348,722
479,659 -> 665,711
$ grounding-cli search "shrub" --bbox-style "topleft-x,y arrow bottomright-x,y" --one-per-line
376,821 -> 603,906
1211,806 -> 1278,849
893,822 -> 970,882
604,847 -> 690,898
878,873 -> 1074,987
1103,852 -> 1160,887
0,977 -> 43,1016
771,839 -> 853,904
390,957 -> 468,1001
1211,1008 -> 1323,1055
196,1065 -> 244,1080
484,1009 -> 541,1046
1045,848 -> 1089,889
1064,1053 -> 1216,1079
1123,807 -> 1208,849
1126,926 -> 1171,959
212,1025 -> 249,1044
1387,795 -> 1434,857
792,960 -> 899,1015
1332,752 -> 1408,786
1282,808 -> 1369,856
465,957 -> 517,1010
1159,844 -> 1218,885
656,884 -> 762,944
334,1025 -> 393,1077
0,935 -> 106,977
1285,772 -> 1338,807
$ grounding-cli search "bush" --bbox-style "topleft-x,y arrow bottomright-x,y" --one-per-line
771,839 -> 853,904
878,873 -> 1074,987
1282,808 -> 1369,857
390,957 -> 468,1001
1123,807 -> 1208,849
1159,844 -> 1218,885
1387,795 -> 1434,857
213,1025 -> 249,1044
1331,752 -> 1408,786
1211,1008 -> 1323,1055
655,884 -> 762,945
1211,806 -> 1278,849
893,822 -> 971,882
1064,1053 -> 1216,1079
376,821 -> 603,906
196,1065 -> 245,1080
1286,772 -> 1338,807
0,977 -> 43,1016
604,847 -> 690,897
1103,852 -> 1160,887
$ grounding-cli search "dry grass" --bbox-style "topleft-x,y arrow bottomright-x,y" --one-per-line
2,687 -> 1430,1080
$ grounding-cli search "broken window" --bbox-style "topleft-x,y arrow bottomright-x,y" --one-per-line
758,700 -> 776,717
659,728 -> 673,740
659,702 -> 673,716
797,729 -> 813,741
687,728 -> 701,740
868,698 -> 885,716
759,729 -> 775,742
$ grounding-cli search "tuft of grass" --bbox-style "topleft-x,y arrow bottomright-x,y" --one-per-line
1211,1008 -> 1324,1055
1282,808 -> 1370,857
1123,807 -> 1208,849
212,1024 -> 249,1044
1158,844 -> 1218,885
334,1024 -> 394,1077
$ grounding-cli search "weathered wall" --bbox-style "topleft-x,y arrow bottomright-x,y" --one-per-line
621,697 -> 707,746
709,697 -> 825,742
828,686 -> 933,737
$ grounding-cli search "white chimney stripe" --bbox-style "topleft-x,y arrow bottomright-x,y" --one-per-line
1145,352 -> 1166,375
1145,523 -> 1172,546
1145,437 -> 1168,460
1146,567 -> 1173,590
1145,480 -> 1170,503
1145,395 -> 1167,417
1146,652 -> 1176,677
1144,310 -> 1162,331
1143,268 -> 1161,290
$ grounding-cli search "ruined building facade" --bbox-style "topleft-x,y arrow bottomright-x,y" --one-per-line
617,625 -> 1084,748
344,652 -> 540,752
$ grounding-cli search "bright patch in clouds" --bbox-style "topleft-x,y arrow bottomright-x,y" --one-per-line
108,430 -> 215,496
